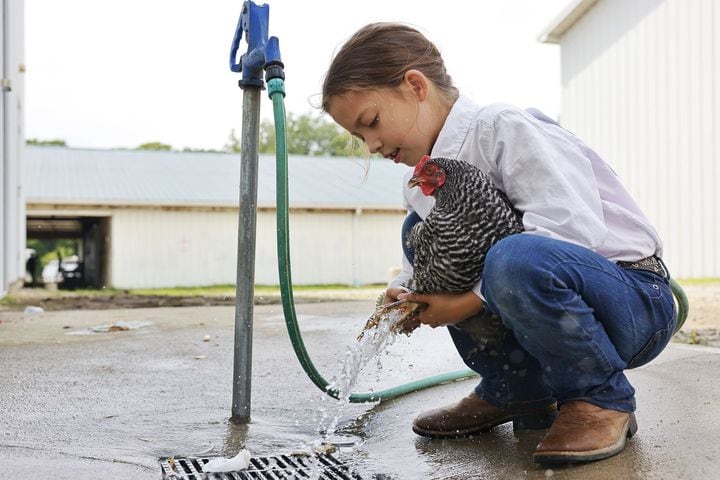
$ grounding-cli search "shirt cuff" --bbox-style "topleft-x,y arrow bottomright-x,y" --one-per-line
471,279 -> 486,302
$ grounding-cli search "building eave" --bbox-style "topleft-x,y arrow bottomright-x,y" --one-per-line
538,0 -> 599,44
25,200 -> 406,214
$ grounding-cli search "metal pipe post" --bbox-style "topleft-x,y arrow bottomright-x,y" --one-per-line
231,86 -> 262,423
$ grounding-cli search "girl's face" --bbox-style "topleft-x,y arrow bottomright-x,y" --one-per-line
327,75 -> 446,167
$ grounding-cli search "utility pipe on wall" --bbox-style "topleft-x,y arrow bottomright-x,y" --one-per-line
1,0 -> 25,295
1,0 -> 7,295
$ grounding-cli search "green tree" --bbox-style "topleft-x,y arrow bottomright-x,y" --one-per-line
258,120 -> 275,154
27,239 -> 77,272
229,113 -> 367,157
224,128 -> 241,153
136,142 -> 172,151
26,138 -> 67,146
182,147 -> 223,153
283,112 -> 367,156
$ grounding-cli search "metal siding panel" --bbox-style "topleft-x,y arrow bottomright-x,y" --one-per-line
588,13 -> 601,156
109,209 -> 405,288
713,0 -> 720,278
656,0 -> 680,275
264,210 -> 404,286
687,0 -> 704,277
636,6 -> 652,226
613,12 -> 628,181
287,212 -> 354,285
356,212 -> 406,285
699,0 -> 716,277
652,3 -> 671,266
681,0 -> 696,276
644,4 -> 660,238
556,0 -> 720,278
678,0 -> 695,276
0,0 -> 5,293
111,210 -> 239,289
659,0 -> 691,277
2,0 -> 25,290
254,211 -> 279,285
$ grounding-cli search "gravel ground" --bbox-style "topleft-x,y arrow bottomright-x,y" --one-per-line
671,282 -> 720,347
0,287 -> 383,311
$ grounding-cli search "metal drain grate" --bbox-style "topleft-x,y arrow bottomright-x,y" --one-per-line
159,452 -> 362,479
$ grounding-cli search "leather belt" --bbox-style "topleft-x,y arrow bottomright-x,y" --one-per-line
617,255 -> 669,279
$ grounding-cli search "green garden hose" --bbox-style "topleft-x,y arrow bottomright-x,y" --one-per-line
669,278 -> 688,333
267,77 -> 689,403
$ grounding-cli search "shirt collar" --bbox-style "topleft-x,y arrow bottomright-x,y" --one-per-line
430,95 -> 480,159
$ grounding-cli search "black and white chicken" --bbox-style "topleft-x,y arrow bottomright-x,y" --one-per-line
406,156 -> 523,293
362,156 -> 523,346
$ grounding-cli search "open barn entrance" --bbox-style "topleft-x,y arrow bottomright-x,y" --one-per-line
26,216 -> 110,289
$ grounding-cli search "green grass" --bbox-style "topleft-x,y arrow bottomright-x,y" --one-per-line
0,296 -> 19,307
0,284 -> 386,309
128,284 -> 237,297
62,288 -> 124,296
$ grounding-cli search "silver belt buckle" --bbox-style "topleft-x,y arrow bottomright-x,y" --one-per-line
618,256 -> 669,279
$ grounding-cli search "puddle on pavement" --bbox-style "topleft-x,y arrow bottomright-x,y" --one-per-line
147,308 -> 435,477
7,306 -> 470,478
66,320 -> 154,335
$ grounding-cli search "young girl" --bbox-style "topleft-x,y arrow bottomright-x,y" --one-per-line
322,23 -> 675,464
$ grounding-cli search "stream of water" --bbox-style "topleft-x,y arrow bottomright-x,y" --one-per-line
317,308 -> 405,439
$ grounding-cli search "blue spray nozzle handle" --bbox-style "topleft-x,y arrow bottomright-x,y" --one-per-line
229,8 -> 245,73
229,1 -> 278,88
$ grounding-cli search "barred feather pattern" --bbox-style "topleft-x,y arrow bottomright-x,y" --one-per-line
407,158 -> 523,294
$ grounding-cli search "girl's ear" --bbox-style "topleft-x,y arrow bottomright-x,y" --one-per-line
403,70 -> 429,101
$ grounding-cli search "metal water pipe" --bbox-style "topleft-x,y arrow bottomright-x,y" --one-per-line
228,0 -> 282,424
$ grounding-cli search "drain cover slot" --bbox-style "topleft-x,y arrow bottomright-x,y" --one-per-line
160,452 -> 362,479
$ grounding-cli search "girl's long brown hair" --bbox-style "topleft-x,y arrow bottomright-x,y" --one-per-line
322,23 -> 458,111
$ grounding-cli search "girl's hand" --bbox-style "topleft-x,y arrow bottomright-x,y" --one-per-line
382,287 -> 409,305
396,290 -> 485,329
380,286 -> 423,333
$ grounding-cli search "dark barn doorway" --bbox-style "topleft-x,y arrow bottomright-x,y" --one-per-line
26,216 -> 110,288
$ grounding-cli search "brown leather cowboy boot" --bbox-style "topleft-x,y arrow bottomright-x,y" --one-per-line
533,400 -> 638,464
412,392 -> 557,438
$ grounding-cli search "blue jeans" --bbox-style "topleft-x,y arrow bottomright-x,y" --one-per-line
401,214 -> 676,412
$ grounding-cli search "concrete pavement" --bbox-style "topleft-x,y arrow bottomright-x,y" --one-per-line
1,301 -> 718,479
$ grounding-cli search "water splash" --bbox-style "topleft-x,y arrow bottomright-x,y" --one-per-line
318,308 -> 405,438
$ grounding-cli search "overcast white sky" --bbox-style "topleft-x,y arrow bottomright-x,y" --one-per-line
24,0 -> 570,151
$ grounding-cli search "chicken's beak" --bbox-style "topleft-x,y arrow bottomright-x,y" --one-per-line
408,176 -> 423,188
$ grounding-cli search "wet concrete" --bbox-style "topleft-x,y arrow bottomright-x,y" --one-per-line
1,301 -> 719,479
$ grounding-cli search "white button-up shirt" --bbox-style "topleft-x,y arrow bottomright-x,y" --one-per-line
390,96 -> 663,298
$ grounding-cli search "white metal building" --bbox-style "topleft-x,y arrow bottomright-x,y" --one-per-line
25,146 -> 408,289
1,0 -> 26,297
541,0 -> 719,278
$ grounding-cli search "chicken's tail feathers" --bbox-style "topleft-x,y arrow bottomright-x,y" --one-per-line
405,221 -> 424,253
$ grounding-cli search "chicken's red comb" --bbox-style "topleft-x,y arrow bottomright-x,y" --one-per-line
413,155 -> 432,174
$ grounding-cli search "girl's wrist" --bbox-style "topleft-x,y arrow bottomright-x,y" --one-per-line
460,291 -> 485,319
